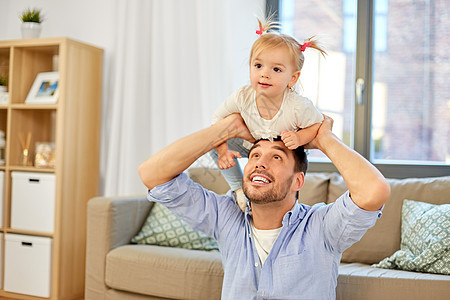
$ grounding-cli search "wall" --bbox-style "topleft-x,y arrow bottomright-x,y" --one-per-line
0,0 -> 266,195
0,0 -> 115,50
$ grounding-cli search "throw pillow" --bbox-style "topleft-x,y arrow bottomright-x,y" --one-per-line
372,199 -> 450,274
131,202 -> 219,251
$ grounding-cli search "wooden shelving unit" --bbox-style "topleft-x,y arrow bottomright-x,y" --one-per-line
0,38 -> 103,299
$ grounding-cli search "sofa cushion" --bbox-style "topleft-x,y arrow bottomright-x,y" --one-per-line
373,199 -> 450,274
337,262 -> 450,300
131,203 -> 219,251
328,175 -> 450,264
106,245 -> 223,300
298,172 -> 331,206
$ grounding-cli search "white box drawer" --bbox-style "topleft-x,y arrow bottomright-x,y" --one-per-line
4,234 -> 52,297
11,172 -> 55,233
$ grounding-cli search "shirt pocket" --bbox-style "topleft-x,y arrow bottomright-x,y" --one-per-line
272,254 -> 314,299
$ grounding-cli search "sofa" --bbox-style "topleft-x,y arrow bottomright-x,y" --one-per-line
85,168 -> 450,300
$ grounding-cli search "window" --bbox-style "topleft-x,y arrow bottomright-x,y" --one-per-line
268,0 -> 450,178
343,0 -> 387,53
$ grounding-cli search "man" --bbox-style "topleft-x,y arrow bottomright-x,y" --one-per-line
139,114 -> 390,299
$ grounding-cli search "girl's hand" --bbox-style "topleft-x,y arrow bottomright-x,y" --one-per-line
217,150 -> 242,169
281,130 -> 301,150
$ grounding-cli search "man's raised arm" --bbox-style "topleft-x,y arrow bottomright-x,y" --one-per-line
306,115 -> 390,211
138,114 -> 254,190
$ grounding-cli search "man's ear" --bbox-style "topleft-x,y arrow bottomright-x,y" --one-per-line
291,171 -> 305,192
289,71 -> 301,88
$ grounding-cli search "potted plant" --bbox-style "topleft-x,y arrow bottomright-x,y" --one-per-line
19,8 -> 44,39
0,75 -> 7,92
0,74 -> 8,104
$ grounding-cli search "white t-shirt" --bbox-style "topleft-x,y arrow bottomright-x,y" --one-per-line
212,86 -> 323,141
250,221 -> 282,265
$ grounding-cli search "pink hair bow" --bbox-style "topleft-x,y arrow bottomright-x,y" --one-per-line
301,42 -> 312,52
256,24 -> 264,36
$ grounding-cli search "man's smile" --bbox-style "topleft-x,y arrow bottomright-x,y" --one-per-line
250,172 -> 273,185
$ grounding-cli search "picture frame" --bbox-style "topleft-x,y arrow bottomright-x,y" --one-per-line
25,71 -> 59,104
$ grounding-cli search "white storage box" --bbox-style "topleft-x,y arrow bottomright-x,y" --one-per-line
11,172 -> 55,233
4,234 -> 52,297
0,170 -> 4,226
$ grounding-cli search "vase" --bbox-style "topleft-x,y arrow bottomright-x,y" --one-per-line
21,22 -> 42,39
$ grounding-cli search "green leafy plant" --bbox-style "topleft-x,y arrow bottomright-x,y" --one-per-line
19,8 -> 44,23
0,75 -> 8,87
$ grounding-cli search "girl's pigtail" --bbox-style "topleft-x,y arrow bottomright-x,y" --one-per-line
301,36 -> 327,57
256,16 -> 280,36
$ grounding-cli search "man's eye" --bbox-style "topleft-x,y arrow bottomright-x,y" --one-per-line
273,155 -> 281,160
251,153 -> 260,159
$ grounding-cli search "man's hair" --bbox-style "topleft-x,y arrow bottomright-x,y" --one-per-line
250,137 -> 308,174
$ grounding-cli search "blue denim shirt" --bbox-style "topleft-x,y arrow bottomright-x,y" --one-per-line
148,173 -> 382,300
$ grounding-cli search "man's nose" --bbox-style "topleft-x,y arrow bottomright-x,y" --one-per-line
255,158 -> 267,169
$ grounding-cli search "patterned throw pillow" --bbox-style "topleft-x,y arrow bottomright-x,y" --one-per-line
373,199 -> 450,274
131,203 -> 219,251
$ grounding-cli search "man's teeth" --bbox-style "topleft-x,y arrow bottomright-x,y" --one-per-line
252,176 -> 269,183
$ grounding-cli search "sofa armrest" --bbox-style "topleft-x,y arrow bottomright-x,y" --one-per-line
85,195 -> 153,299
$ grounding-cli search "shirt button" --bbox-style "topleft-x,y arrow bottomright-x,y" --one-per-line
254,262 -> 259,267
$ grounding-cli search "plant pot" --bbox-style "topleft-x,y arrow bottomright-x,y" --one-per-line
21,22 -> 42,39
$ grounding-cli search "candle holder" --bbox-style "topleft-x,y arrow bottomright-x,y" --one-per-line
19,131 -> 32,166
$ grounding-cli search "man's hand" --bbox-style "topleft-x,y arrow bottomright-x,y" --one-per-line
225,113 -> 255,143
304,114 -> 334,150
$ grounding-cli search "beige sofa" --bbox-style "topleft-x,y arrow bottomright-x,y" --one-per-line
85,168 -> 450,300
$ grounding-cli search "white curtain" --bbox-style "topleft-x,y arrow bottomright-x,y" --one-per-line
101,0 -> 264,196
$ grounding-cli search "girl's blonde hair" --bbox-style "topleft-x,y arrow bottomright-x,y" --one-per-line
250,18 -> 326,72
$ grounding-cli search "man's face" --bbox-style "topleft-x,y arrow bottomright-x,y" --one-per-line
243,140 -> 299,205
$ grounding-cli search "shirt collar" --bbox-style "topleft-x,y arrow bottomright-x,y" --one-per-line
244,201 -> 309,227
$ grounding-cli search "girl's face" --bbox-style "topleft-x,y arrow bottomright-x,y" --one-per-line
250,46 -> 300,101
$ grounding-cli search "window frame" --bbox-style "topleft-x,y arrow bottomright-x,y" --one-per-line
266,0 -> 450,178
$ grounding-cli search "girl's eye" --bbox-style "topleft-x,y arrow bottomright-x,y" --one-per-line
274,67 -> 281,72
255,63 -> 262,69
